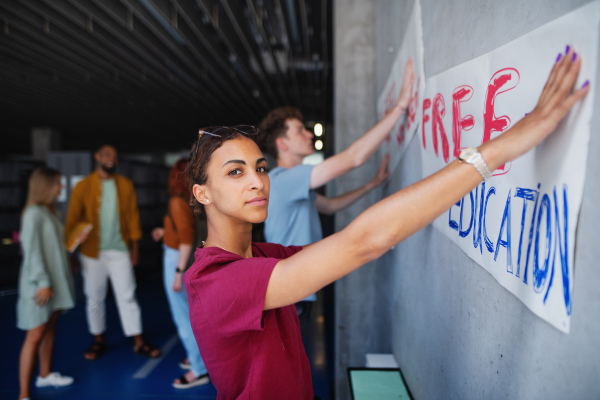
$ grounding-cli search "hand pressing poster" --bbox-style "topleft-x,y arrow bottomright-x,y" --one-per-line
376,0 -> 425,174
420,1 -> 599,333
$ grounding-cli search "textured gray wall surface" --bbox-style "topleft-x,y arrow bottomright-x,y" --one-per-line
333,1 -> 380,398
333,1 -> 600,399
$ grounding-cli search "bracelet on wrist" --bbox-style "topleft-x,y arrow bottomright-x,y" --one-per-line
175,267 -> 185,273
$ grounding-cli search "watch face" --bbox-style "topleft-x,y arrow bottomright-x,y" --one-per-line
459,148 -> 476,160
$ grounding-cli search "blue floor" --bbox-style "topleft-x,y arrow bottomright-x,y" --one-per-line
0,265 -> 334,399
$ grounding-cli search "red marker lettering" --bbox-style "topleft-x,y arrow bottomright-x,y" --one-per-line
432,93 -> 450,163
397,124 -> 405,146
452,85 -> 475,159
483,68 -> 520,172
422,98 -> 431,149
406,78 -> 420,131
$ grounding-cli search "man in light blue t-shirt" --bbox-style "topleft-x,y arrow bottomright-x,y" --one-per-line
256,58 -> 415,323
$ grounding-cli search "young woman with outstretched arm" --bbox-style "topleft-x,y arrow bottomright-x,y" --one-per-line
183,47 -> 588,400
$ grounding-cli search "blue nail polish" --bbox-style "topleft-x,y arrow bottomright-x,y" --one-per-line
582,80 -> 589,89
572,52 -> 577,62
556,53 -> 562,63
525,113 -> 528,116
566,45 -> 570,54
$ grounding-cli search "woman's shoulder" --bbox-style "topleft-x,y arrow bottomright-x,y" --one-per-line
170,195 -> 190,208
187,243 -> 302,276
169,196 -> 193,219
23,204 -> 47,219
21,205 -> 50,232
252,242 -> 283,253
252,242 -> 303,258
269,164 -> 312,180
71,172 -> 96,191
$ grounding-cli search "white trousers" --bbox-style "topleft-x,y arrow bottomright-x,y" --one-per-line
81,250 -> 142,337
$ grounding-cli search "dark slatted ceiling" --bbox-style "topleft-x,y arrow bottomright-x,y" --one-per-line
0,0 -> 332,155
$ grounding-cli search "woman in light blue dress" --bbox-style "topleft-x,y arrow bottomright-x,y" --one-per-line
17,167 -> 87,400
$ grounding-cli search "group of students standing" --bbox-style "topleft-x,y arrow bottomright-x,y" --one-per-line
16,45 -> 588,400
16,144 -> 166,400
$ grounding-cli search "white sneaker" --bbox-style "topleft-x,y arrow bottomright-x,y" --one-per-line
35,371 -> 74,387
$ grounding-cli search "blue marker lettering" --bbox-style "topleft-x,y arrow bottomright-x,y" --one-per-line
449,200 -> 460,231
473,183 -> 484,254
514,188 -> 537,278
459,191 -> 475,238
533,194 -> 551,294
523,183 -> 541,285
484,186 -> 496,253
494,189 -> 512,272
551,185 -> 571,314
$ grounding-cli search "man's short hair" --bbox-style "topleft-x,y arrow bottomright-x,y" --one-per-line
257,106 -> 303,158
95,143 -> 117,154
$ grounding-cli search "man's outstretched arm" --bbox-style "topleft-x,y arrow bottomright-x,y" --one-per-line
310,58 -> 415,190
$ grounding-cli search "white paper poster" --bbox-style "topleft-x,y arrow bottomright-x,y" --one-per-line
376,0 -> 425,173
420,2 -> 599,333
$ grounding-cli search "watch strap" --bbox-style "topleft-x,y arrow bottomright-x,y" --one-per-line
459,148 -> 493,181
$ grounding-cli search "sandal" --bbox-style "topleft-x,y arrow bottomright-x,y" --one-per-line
84,341 -> 106,360
172,373 -> 210,389
179,358 -> 191,370
133,342 -> 162,358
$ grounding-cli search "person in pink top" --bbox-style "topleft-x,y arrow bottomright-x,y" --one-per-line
183,47 -> 588,400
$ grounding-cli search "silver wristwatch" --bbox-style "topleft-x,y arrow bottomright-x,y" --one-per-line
458,147 -> 493,181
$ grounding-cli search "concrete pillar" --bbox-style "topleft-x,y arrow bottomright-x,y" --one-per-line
333,1 -> 380,399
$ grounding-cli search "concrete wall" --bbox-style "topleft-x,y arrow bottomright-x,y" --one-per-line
333,1 -> 600,399
332,2 -> 381,397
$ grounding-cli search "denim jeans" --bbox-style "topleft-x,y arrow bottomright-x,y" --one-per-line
163,245 -> 207,376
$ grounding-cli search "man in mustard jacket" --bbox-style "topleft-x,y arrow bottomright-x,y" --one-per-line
65,144 -> 161,360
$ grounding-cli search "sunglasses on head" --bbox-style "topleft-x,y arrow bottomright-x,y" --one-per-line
198,125 -> 258,139
191,125 -> 259,177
